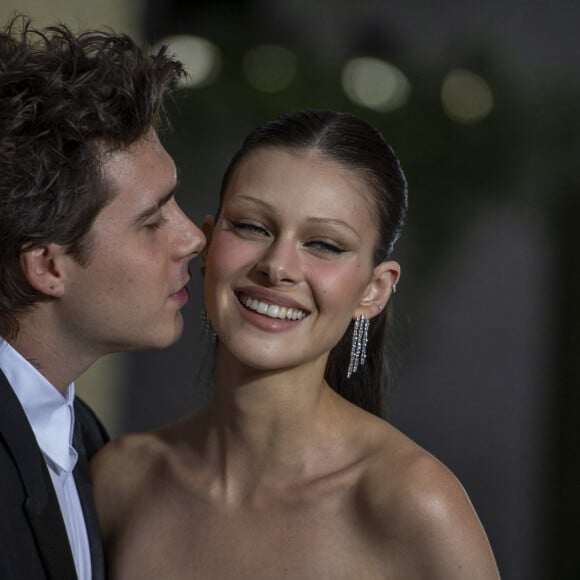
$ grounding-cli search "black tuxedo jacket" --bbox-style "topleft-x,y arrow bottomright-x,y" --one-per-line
0,369 -> 109,580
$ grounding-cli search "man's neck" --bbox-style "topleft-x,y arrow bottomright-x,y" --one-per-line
11,315 -> 98,394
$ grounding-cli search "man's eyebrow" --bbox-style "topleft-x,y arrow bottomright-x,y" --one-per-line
133,188 -> 176,226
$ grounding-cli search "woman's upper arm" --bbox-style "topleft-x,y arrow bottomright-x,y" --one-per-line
408,462 -> 500,579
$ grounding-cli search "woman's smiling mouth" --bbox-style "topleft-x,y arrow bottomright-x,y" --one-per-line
237,292 -> 308,320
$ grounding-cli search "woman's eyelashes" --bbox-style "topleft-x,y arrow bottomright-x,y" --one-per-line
305,240 -> 346,254
229,219 -> 347,255
229,220 -> 270,237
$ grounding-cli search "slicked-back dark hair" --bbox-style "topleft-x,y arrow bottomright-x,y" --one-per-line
0,15 -> 185,339
217,109 -> 408,417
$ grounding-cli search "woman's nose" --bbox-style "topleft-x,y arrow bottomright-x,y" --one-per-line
255,239 -> 300,285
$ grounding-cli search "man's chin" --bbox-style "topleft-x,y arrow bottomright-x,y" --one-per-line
122,320 -> 185,352
154,318 -> 185,349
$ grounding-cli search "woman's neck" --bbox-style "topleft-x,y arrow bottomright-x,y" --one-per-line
199,346 -> 350,501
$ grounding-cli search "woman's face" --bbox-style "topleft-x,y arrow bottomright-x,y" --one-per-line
203,147 -> 397,373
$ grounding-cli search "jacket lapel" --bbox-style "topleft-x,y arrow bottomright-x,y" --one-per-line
0,370 -> 77,580
73,418 -> 106,580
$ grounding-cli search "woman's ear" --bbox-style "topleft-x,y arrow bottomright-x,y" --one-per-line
200,215 -> 215,273
355,260 -> 400,320
19,243 -> 68,298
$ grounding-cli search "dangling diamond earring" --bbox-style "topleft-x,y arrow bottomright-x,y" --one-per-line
347,315 -> 369,378
201,307 -> 216,342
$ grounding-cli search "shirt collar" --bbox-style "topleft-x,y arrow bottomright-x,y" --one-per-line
0,339 -> 78,474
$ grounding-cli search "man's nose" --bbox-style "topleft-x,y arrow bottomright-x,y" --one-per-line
175,204 -> 206,260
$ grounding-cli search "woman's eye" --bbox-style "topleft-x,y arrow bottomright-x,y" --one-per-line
230,220 -> 270,237
307,240 -> 346,254
146,214 -> 168,230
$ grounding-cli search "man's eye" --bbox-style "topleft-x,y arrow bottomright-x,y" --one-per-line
146,214 -> 168,230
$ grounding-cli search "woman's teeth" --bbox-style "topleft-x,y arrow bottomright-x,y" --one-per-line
239,294 -> 306,320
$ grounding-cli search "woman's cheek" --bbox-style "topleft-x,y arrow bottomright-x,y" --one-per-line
307,261 -> 368,309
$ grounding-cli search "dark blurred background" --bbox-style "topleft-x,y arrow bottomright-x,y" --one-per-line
2,1 -> 578,578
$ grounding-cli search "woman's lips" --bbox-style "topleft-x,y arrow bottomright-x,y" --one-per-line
237,292 -> 308,320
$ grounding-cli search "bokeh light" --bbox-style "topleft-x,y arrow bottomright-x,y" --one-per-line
156,35 -> 221,89
341,57 -> 410,112
441,69 -> 494,123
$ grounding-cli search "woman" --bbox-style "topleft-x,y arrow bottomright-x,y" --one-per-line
92,110 -> 500,579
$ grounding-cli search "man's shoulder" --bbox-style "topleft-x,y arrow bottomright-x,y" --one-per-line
74,395 -> 105,428
74,396 -> 110,457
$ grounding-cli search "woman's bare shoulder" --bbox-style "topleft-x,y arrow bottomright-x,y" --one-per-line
358,422 -> 500,579
91,414 -> 199,479
91,431 -> 166,483
90,419 -> 194,537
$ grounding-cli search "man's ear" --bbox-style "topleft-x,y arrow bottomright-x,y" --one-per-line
355,260 -> 400,320
19,243 -> 68,297
200,215 -> 215,273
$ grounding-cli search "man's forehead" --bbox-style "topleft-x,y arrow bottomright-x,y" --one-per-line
93,132 -> 176,218
93,125 -> 160,160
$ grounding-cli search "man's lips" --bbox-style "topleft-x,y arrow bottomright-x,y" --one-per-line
169,283 -> 190,303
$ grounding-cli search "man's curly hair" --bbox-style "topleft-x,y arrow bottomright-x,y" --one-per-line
0,15 -> 185,339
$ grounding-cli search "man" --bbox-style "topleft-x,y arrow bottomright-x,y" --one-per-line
0,16 -> 205,580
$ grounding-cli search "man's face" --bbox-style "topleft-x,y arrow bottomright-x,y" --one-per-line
56,128 -> 205,356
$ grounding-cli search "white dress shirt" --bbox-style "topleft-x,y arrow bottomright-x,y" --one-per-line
0,339 -> 92,580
